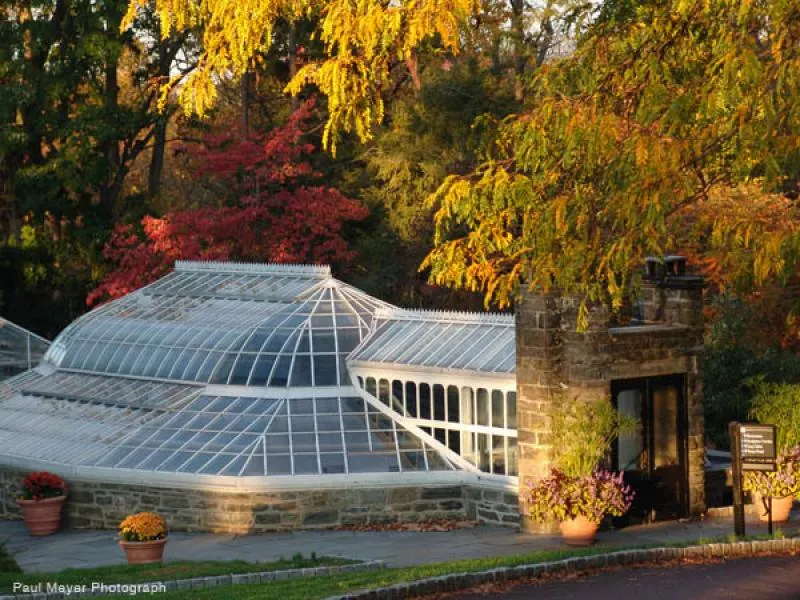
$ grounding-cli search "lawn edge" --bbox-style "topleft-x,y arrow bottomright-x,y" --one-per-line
323,537 -> 800,600
0,560 -> 384,599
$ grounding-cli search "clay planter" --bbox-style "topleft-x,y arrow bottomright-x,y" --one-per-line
753,494 -> 794,523
559,515 -> 599,546
18,495 -> 65,536
119,538 -> 167,564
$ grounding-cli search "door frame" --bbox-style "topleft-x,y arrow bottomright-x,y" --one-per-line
611,374 -> 690,521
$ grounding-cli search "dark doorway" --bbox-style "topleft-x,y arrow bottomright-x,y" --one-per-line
612,374 -> 689,523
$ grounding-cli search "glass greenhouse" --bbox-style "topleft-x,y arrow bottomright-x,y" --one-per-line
0,262 -> 516,490
0,318 -> 50,380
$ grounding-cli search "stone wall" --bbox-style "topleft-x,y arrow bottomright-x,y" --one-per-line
463,487 -> 519,527
515,265 -> 706,530
0,467 -> 521,532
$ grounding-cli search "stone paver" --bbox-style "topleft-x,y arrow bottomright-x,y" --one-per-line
0,515 -> 798,573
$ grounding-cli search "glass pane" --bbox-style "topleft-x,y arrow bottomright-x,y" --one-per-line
321,453 -> 346,474
506,391 -> 517,429
379,379 -> 390,406
476,388 -> 490,426
248,354 -> 275,386
492,390 -> 505,428
447,429 -> 460,454
507,437 -> 518,476
293,454 -> 319,474
312,355 -> 338,386
405,382 -> 417,417
265,434 -> 290,453
433,384 -> 445,421
266,454 -> 292,475
270,355 -> 292,387
419,383 -> 431,420
477,433 -> 490,472
348,453 -> 397,473
652,385 -> 679,468
492,435 -> 506,475
292,433 -> 316,452
461,387 -> 474,425
312,330 -> 336,352
617,389 -> 644,471
447,386 -> 460,423
318,432 -> 343,452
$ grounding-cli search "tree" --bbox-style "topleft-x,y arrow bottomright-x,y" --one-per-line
133,0 -> 800,325
88,100 -> 368,304
422,0 -> 800,324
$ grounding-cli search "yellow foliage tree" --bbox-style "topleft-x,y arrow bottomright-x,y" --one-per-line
123,0 -> 476,153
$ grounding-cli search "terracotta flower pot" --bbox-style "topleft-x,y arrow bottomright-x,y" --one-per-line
18,495 -> 65,536
753,493 -> 794,523
559,515 -> 599,546
119,538 -> 167,564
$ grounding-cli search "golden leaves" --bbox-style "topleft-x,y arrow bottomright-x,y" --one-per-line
124,0 -> 477,152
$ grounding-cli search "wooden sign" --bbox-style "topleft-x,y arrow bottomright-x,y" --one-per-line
729,422 -> 779,537
740,424 -> 777,472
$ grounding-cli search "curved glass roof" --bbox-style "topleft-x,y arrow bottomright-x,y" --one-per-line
0,262 -> 514,484
45,262 -> 391,387
349,308 -> 515,375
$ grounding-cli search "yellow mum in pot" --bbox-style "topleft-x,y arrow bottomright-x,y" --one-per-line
119,512 -> 168,542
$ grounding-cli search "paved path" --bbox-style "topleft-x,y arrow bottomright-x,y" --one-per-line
451,554 -> 800,599
0,516 -> 798,573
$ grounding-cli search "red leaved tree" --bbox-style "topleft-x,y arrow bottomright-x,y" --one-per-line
88,99 -> 368,306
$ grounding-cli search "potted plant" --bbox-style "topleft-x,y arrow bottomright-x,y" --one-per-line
526,468 -> 635,545
18,472 -> 67,536
745,380 -> 800,522
743,445 -> 800,523
521,397 -> 637,545
118,512 -> 168,564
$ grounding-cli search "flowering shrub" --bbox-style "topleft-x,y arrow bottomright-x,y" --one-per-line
743,444 -> 800,499
21,472 -> 67,501
523,468 -> 635,524
119,512 -> 168,542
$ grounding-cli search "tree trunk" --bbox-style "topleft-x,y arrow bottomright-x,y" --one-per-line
242,69 -> 250,136
510,0 -> 525,101
147,37 -> 170,201
288,23 -> 299,111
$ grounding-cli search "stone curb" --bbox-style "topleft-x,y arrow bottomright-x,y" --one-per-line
0,559 -> 384,599
323,537 -> 800,600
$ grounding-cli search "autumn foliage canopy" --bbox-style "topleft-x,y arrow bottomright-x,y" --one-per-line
89,100 -> 368,305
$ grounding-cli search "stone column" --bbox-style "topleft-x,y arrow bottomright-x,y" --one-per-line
515,290 -> 563,532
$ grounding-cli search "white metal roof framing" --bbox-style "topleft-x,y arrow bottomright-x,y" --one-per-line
0,262 -> 518,490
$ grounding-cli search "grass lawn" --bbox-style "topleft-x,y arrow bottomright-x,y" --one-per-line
0,531 -> 794,598
151,530 -> 800,600
0,553 -> 355,593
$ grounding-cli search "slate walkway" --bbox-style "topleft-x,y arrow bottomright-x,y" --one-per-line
1,515 -> 798,573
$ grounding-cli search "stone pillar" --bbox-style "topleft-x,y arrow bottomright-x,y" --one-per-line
515,290 -> 563,532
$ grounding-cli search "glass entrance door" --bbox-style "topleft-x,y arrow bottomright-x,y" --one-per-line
612,375 -> 688,522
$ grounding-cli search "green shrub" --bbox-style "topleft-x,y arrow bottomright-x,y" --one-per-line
703,347 -> 800,449
549,397 -> 638,477
749,380 -> 800,452
0,545 -> 21,574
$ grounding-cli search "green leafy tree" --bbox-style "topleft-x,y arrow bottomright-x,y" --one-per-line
423,0 -> 800,321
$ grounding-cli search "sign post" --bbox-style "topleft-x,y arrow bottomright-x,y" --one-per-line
729,422 -> 777,538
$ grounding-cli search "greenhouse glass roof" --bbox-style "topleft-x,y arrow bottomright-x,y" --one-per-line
0,261 -> 520,487
349,308 -> 515,375
0,318 -> 50,377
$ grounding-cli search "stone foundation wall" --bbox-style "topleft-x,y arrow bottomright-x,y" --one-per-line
0,467 -> 520,532
463,487 -> 519,527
